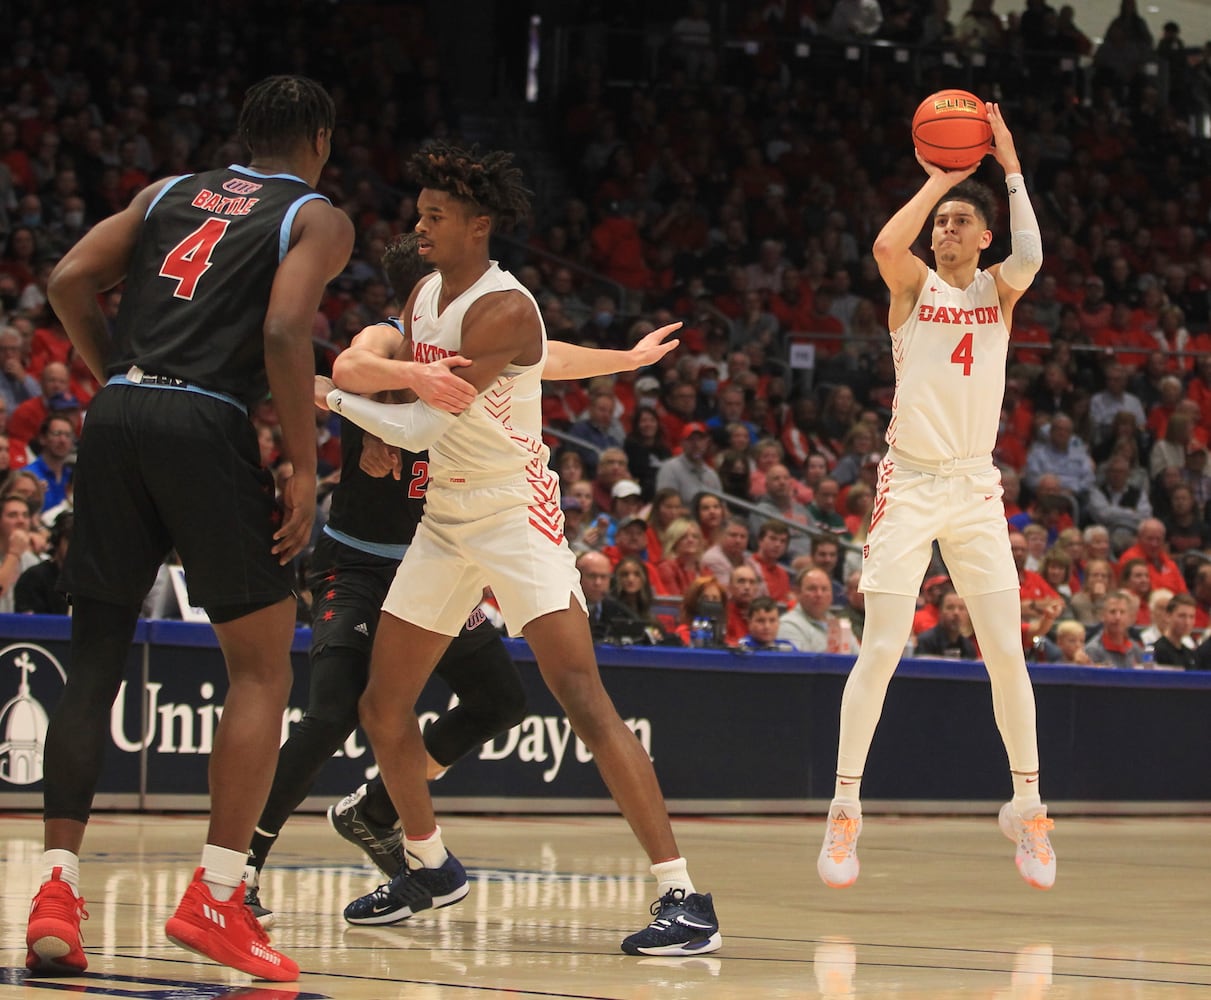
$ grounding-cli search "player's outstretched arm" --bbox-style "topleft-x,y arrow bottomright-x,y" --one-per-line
46,178 -> 174,381
543,322 -> 682,381
985,102 -> 1042,304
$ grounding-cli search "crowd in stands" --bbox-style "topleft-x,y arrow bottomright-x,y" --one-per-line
3,1 -> 1211,667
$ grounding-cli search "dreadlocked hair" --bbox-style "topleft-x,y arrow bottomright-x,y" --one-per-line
238,75 -> 335,158
408,142 -> 532,233
382,232 -> 433,303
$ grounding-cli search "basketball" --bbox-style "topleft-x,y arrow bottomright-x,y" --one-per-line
911,89 -> 993,170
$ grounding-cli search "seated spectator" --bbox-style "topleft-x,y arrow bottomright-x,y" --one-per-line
1010,529 -> 1062,621
1052,620 -> 1092,665
701,516 -> 762,589
1085,591 -> 1145,668
1022,523 -> 1049,571
1143,374 -> 1186,442
654,422 -> 721,503
1070,557 -> 1113,628
750,437 -> 811,504
1149,411 -> 1195,481
0,493 -> 41,613
654,516 -> 705,598
738,595 -> 798,652
576,550 -> 641,643
1086,453 -> 1153,554
644,487 -> 685,564
1152,594 -> 1198,669
705,384 -> 757,448
1181,445 -> 1211,516
8,361 -> 76,451
560,494 -> 594,556
609,554 -> 664,634
691,490 -> 726,550
752,519 -> 792,606
1008,474 -> 1076,534
1089,362 -> 1147,450
1024,413 -> 1094,505
590,446 -> 632,515
1116,518 -> 1187,594
1082,523 -> 1113,563
1162,482 -> 1210,562
602,478 -> 644,544
748,463 -> 813,559
14,509 -> 69,615
837,569 -> 866,641
623,404 -> 672,500
914,592 -> 978,659
0,325 -> 40,413
912,574 -> 952,635
725,564 -> 762,645
602,513 -> 651,572
810,534 -> 846,606
674,575 -> 729,647
778,567 -> 859,654
554,449 -> 587,494
1137,588 -> 1174,646
1024,595 -> 1066,659
805,476 -> 848,542
831,423 -> 879,488
1190,562 -> 1211,632
1039,550 -> 1076,613
1118,558 -> 1155,627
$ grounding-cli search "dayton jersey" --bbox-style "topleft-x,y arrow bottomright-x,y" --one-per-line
410,262 -> 548,481
110,165 -> 328,406
885,268 -> 1008,462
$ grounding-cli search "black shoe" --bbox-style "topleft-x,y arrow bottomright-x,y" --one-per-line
621,889 -> 722,956
343,853 -> 469,926
242,866 -> 275,930
328,783 -> 406,878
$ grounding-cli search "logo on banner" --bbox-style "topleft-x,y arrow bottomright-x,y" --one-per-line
0,643 -> 67,786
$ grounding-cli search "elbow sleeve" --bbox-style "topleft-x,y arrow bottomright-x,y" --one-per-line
1000,173 -> 1043,291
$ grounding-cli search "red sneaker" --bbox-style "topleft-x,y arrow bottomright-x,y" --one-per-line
26,866 -> 89,974
165,868 -> 298,982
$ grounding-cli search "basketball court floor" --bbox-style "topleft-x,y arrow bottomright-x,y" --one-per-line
1,810 -> 1207,998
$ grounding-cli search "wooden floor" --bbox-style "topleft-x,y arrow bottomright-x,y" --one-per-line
1,811 -> 1208,998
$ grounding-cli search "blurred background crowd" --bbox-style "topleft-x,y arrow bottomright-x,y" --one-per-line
3,0 -> 1211,668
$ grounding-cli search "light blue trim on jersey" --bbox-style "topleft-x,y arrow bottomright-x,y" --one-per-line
381,317 -> 406,335
278,192 -> 328,261
229,163 -> 310,185
106,375 -> 248,416
145,174 -> 192,218
323,524 -> 409,561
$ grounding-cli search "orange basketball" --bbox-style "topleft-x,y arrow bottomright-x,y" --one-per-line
911,89 -> 993,170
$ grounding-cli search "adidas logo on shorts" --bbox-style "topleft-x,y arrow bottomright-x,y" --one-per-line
355,622 -> 370,636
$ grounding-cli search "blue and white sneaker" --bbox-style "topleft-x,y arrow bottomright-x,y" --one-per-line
342,853 -> 469,926
621,889 -> 722,956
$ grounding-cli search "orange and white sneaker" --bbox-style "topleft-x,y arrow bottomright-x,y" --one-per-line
998,802 -> 1056,890
165,868 -> 298,981
817,799 -> 863,888
26,867 -> 89,974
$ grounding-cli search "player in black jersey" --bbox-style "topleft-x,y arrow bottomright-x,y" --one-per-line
243,233 -> 525,926
26,76 -> 358,983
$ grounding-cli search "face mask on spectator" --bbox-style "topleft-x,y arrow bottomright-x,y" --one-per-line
64,211 -> 84,229
700,378 -> 718,396
21,213 -> 41,228
594,310 -> 613,328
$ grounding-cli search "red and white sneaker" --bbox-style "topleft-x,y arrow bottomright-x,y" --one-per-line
165,868 -> 298,981
26,866 -> 89,974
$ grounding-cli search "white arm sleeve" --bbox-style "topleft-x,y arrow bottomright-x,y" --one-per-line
327,389 -> 458,451
999,173 -> 1043,290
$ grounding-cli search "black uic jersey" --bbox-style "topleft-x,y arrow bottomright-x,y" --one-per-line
109,164 -> 327,405
327,418 -> 426,547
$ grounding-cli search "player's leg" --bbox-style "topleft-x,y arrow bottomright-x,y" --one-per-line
964,588 -> 1055,890
522,604 -> 721,957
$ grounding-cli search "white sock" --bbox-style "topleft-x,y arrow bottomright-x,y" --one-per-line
651,857 -> 695,897
200,844 -> 247,901
1011,772 -> 1043,815
41,850 -> 81,895
404,826 -> 448,871
834,774 -> 862,802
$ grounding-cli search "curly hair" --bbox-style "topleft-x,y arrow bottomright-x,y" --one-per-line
932,179 -> 997,230
408,141 -> 532,232
237,75 -> 335,158
381,232 -> 433,303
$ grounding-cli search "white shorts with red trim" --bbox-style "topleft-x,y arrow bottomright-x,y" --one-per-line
382,462 -> 586,637
859,449 -> 1019,598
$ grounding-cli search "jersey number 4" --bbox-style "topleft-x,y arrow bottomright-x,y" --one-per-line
950,331 -> 974,376
159,218 -> 231,299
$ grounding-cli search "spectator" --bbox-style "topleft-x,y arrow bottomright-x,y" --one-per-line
1088,362 -> 1146,448
725,564 -> 762,645
1118,558 -> 1155,627
737,596 -> 798,652
7,361 -> 76,449
644,487 -> 685,564
1052,620 -> 1092,665
14,510 -> 70,615
602,513 -> 651,572
1191,562 -> 1211,632
701,516 -> 761,589
0,492 -> 41,613
1009,529 -> 1063,622
673,575 -> 729,647
691,491 -> 726,551
654,422 -> 721,503
1149,411 -> 1195,481
1161,482 -> 1209,562
805,476 -> 848,541
778,567 -> 859,654
602,479 -> 645,545
660,381 -> 703,445
1024,413 -> 1094,504
568,386 -> 625,473
1116,518 -> 1188,595
748,463 -> 812,558
623,404 -> 671,501
0,325 -> 40,412
1086,453 -> 1153,554
1085,590 -> 1145,668
654,516 -> 705,599
810,534 -> 846,606
752,519 -> 792,606
24,412 -> 74,513
590,446 -> 631,515
576,550 -> 641,643
914,592 -> 978,659
912,574 -> 952,635
610,554 -> 666,640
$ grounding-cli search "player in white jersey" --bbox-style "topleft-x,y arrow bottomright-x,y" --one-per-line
320,143 -> 722,956
818,105 -> 1058,891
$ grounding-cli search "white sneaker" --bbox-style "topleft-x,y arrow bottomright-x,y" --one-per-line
817,799 -> 863,888
998,802 -> 1056,890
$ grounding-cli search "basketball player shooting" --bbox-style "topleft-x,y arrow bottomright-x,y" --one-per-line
817,103 -> 1057,891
